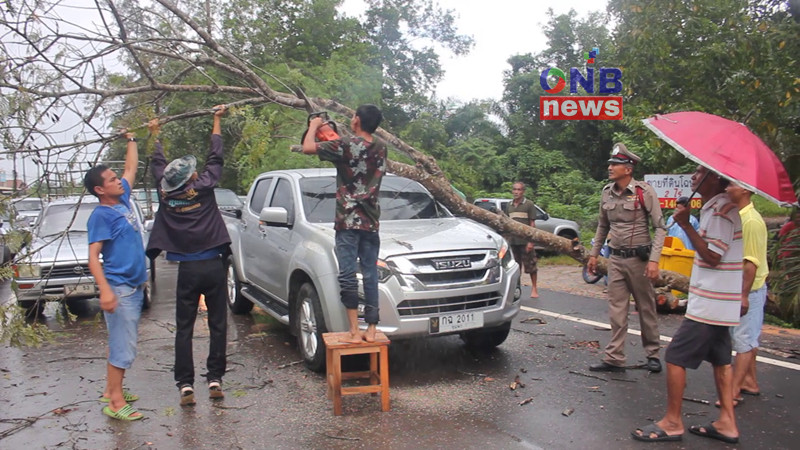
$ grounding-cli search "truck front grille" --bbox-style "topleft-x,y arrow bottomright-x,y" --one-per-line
396,291 -> 501,316
42,264 -> 91,279
413,269 -> 488,285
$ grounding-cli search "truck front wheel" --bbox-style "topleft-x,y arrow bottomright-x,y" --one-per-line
294,282 -> 327,372
226,261 -> 253,314
461,322 -> 511,349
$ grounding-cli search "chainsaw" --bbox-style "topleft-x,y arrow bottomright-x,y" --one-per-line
300,112 -> 339,143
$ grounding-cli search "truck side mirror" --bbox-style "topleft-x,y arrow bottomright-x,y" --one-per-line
259,207 -> 291,227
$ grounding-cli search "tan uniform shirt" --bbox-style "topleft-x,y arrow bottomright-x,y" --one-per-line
590,179 -> 666,263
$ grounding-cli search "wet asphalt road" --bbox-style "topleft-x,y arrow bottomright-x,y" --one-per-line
1,260 -> 798,450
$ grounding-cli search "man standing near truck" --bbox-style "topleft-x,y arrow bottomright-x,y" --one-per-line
301,105 -> 386,343
146,105 -> 231,406
504,181 -> 539,298
587,143 -> 667,373
85,129 -> 147,421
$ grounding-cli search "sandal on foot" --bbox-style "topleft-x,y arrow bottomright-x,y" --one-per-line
631,423 -> 683,442
740,388 -> 760,396
714,397 -> 743,408
99,390 -> 139,403
208,380 -> 224,400
180,385 -> 196,406
689,423 -> 739,444
102,404 -> 143,421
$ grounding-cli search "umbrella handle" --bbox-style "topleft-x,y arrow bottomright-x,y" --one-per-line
679,171 -> 711,209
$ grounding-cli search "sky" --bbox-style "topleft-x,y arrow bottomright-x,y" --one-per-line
2,0 -> 607,186
426,0 -> 607,101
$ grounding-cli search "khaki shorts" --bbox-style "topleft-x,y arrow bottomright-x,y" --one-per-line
510,244 -> 537,274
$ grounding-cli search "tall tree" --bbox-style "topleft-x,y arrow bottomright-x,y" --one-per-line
608,0 -> 800,179
498,9 -> 621,180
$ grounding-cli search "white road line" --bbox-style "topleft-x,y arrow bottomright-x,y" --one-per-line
520,305 -> 800,371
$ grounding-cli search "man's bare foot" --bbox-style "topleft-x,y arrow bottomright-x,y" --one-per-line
364,325 -> 377,343
341,331 -> 364,344
530,290 -> 539,298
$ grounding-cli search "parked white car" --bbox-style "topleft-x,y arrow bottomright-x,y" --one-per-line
13,196 -> 151,315
473,197 -> 581,246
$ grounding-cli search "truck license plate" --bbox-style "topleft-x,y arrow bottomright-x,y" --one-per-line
64,283 -> 96,297
429,312 -> 483,334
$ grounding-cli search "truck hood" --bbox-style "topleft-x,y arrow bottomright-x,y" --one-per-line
26,232 -> 89,264
378,218 -> 501,257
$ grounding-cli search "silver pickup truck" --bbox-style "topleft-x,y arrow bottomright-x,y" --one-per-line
225,169 -> 522,371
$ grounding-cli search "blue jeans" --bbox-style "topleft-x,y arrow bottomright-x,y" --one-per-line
335,230 -> 380,324
104,284 -> 144,369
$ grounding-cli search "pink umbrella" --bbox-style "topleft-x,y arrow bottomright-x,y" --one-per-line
643,111 -> 797,206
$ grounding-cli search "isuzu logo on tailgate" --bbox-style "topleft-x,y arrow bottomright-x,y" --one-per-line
432,257 -> 471,270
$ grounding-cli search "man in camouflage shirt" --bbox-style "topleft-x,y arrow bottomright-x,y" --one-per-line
302,104 -> 387,343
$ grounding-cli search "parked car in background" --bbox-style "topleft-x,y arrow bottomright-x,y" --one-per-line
225,169 -> 522,371
13,196 -> 151,315
0,204 -> 16,263
473,198 -> 581,247
12,197 -> 45,227
132,188 -> 159,219
214,188 -> 244,216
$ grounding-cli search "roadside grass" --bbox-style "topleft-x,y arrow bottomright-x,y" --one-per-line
764,313 -> 797,329
538,254 -> 582,267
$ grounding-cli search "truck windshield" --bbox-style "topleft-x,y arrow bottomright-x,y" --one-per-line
300,176 -> 451,223
37,203 -> 96,236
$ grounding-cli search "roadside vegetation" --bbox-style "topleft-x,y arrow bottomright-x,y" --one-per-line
1,0 -> 798,337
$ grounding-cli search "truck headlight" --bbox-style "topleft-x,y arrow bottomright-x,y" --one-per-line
376,260 -> 393,283
14,263 -> 41,278
356,260 -> 394,284
499,241 -> 514,268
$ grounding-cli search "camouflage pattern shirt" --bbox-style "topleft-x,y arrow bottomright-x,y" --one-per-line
317,136 -> 387,231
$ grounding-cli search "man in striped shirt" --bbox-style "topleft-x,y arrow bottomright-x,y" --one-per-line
632,165 -> 743,444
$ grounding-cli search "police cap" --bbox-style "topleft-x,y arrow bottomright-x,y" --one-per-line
608,143 -> 641,165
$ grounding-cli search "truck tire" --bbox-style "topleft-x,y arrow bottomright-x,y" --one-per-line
18,300 -> 45,318
226,261 -> 253,314
294,282 -> 327,372
461,321 -> 511,349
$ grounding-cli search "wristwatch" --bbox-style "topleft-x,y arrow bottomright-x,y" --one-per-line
127,137 -> 137,142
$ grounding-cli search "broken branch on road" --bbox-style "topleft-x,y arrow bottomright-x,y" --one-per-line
568,370 -> 608,382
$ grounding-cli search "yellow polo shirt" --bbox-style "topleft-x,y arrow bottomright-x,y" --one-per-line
739,203 -> 769,291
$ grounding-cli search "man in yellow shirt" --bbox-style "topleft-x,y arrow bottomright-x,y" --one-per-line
724,183 -> 769,403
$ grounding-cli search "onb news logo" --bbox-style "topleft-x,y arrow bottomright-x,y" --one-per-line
539,47 -> 623,120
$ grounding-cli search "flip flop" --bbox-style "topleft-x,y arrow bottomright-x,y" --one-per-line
102,404 -> 143,421
689,422 -> 739,444
631,423 -> 683,442
99,390 -> 139,403
740,389 -> 761,396
714,397 -> 743,408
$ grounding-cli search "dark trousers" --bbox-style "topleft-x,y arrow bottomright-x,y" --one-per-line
174,257 -> 227,388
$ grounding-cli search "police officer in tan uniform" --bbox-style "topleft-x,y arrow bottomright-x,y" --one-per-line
587,143 -> 667,373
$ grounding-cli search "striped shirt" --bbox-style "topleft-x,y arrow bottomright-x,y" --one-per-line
685,193 -> 743,326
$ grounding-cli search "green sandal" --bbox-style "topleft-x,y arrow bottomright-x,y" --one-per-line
99,390 -> 139,403
102,404 -> 144,421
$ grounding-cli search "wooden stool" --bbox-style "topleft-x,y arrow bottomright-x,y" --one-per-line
323,331 -> 390,416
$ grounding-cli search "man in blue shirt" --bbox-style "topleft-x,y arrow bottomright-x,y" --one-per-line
85,130 -> 148,421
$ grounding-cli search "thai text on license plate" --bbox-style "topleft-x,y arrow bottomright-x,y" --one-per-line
429,312 -> 484,334
64,283 -> 96,297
